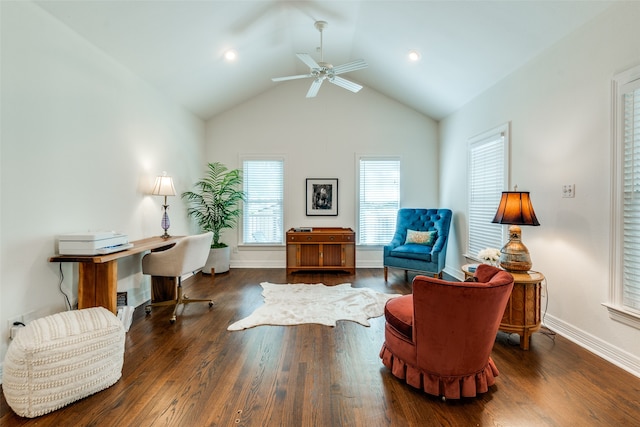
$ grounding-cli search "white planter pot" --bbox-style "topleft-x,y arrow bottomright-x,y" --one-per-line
203,246 -> 230,274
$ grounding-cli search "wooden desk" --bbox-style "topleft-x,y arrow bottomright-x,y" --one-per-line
49,236 -> 182,313
462,264 -> 544,350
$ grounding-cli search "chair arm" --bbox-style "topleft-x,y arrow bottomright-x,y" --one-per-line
142,246 -> 185,277
383,237 -> 404,256
431,234 -> 446,253
144,246 -> 179,264
386,236 -> 404,249
429,235 -> 449,272
383,245 -> 392,257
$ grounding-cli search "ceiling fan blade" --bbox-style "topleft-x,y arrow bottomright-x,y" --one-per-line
306,79 -> 323,98
272,74 -> 313,82
332,59 -> 368,75
329,76 -> 363,93
296,53 -> 320,70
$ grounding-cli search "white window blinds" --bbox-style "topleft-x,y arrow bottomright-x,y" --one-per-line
358,158 -> 400,245
622,81 -> 640,311
467,125 -> 508,259
242,159 -> 284,244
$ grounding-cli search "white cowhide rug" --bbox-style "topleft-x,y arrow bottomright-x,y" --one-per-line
227,282 -> 401,331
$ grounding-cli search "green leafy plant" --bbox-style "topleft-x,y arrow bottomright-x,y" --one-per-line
182,162 -> 245,248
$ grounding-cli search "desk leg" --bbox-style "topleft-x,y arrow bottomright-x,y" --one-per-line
151,276 -> 177,302
78,261 -> 117,314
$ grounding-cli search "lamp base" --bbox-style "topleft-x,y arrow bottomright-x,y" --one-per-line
499,225 -> 532,272
160,206 -> 171,239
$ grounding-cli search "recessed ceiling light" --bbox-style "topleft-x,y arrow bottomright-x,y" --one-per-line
408,50 -> 421,62
224,49 -> 238,62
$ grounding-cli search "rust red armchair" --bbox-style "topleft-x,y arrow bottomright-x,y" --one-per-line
379,264 -> 514,399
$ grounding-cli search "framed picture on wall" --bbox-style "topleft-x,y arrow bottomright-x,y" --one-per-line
306,178 -> 338,216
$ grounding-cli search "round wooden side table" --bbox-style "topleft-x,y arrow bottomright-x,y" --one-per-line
462,264 -> 544,350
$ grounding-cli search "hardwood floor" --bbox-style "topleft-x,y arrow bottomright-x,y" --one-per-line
2,268 -> 640,426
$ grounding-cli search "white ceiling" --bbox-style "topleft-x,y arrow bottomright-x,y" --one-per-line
34,0 -> 613,121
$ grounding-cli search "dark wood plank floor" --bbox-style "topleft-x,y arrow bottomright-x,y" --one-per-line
2,268 -> 640,426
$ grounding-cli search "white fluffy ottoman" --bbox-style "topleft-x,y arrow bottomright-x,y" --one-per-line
2,307 -> 125,418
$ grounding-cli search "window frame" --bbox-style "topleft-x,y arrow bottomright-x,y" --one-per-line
466,123 -> 510,262
356,155 -> 401,246
606,64 -> 640,329
239,155 -> 285,247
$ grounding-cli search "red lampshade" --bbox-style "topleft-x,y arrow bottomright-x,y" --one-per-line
491,192 -> 540,226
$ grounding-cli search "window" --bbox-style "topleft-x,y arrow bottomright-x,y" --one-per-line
241,158 -> 284,245
358,157 -> 400,245
467,124 -> 509,260
608,65 -> 640,327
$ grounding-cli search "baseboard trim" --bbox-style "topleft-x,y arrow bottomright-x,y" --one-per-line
444,265 -> 464,281
230,260 -> 285,269
543,313 -> 640,378
353,260 -> 381,268
230,261 -> 384,269
229,263 -> 464,274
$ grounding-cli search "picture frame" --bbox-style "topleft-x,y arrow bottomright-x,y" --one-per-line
306,178 -> 338,216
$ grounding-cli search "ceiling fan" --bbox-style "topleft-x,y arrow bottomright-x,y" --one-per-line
272,21 -> 368,98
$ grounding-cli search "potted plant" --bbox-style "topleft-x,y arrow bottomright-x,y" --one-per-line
182,162 -> 245,274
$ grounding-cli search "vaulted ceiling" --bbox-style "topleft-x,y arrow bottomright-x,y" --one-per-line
34,1 -> 613,121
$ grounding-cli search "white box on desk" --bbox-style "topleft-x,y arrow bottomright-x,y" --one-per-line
58,232 -> 129,255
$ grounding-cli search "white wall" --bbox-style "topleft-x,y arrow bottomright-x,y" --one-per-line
5,0 -> 636,386
0,3 -> 205,369
440,2 -> 640,375
205,79 -> 439,268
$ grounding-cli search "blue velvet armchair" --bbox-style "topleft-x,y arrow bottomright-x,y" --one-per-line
383,208 -> 452,281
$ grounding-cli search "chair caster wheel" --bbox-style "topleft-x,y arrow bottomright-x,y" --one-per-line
209,302 -> 214,308
169,318 -> 176,324
145,306 -> 151,315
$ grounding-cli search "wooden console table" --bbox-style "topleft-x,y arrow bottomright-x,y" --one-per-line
462,264 -> 544,350
49,236 -> 182,313
286,228 -> 355,274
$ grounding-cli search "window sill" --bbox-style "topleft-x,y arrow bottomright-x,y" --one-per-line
463,253 -> 483,264
602,303 -> 640,330
356,244 -> 385,250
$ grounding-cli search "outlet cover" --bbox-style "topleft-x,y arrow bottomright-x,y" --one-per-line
562,184 -> 575,198
117,292 -> 127,306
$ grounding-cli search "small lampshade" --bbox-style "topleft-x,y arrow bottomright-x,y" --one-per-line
491,192 -> 540,226
492,191 -> 540,272
151,174 -> 176,197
